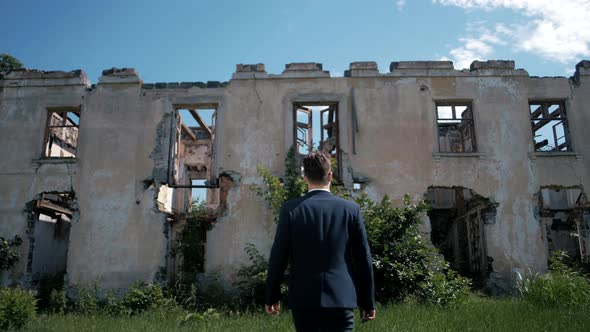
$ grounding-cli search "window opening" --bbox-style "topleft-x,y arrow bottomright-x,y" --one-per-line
44,108 -> 80,158
436,103 -> 476,153
539,187 -> 589,262
293,103 -> 340,179
529,101 -> 571,152
178,108 -> 215,141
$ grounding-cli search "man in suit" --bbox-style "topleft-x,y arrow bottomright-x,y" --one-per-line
265,152 -> 376,331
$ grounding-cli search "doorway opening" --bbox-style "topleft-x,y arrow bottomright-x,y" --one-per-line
426,187 -> 496,284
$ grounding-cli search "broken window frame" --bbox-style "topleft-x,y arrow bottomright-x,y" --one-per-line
42,107 -> 81,159
173,104 -> 218,185
175,104 -> 217,142
292,102 -> 341,180
435,102 -> 477,153
539,187 -> 589,262
529,100 -> 572,152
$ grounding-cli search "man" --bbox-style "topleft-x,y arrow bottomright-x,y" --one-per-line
265,152 -> 376,331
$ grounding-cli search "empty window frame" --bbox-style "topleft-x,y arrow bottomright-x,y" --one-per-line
43,108 -> 80,158
436,102 -> 476,153
529,101 -> 571,152
293,103 -> 340,177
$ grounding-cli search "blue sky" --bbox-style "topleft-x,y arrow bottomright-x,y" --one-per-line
1,0 -> 589,82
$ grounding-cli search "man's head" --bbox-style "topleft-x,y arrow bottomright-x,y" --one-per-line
302,152 -> 332,187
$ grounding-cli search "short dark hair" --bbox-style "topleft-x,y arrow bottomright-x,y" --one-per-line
303,152 -> 332,185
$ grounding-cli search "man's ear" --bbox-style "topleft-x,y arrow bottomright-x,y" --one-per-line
303,175 -> 309,184
327,171 -> 333,182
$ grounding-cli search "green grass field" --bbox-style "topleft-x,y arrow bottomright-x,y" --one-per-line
20,297 -> 590,332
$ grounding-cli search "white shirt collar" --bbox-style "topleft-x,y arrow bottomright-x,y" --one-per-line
308,188 -> 331,193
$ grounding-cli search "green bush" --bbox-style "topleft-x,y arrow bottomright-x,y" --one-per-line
120,282 -> 165,315
103,289 -> 124,316
252,147 -> 306,224
36,273 -> 65,311
519,270 -> 590,307
417,255 -> 471,306
357,193 -> 471,305
234,244 -> 273,309
0,236 -> 22,272
519,252 -> 590,307
48,289 -> 68,314
0,287 -> 37,330
72,283 -> 100,314
175,199 -> 211,283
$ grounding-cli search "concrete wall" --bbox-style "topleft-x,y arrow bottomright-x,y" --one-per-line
1,60 -> 589,291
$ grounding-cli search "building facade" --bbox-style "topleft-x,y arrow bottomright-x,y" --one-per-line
1,60 -> 589,293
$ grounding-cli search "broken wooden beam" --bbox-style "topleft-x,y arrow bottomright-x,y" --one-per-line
188,109 -> 213,140
181,123 -> 197,141
36,199 -> 73,217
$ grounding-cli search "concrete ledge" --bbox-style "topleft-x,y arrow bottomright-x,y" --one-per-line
528,151 -> 582,160
232,63 -> 269,79
573,60 -> 590,84
236,63 -> 266,73
0,68 -> 90,87
32,158 -> 78,165
346,62 -> 379,77
142,81 -> 229,89
280,62 -> 330,78
433,152 -> 484,160
390,61 -> 454,71
285,62 -> 323,71
99,67 -> 142,84
470,60 -> 515,71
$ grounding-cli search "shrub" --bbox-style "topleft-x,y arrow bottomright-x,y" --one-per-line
234,244 -> 272,309
417,255 -> 471,306
0,236 -> 22,272
519,270 -> 590,307
36,272 -> 65,311
357,193 -> 471,305
72,283 -> 100,314
252,147 -> 306,223
120,282 -> 165,315
48,289 -> 68,314
103,289 -> 124,316
174,198 -> 212,285
519,252 -> 590,307
0,287 -> 37,330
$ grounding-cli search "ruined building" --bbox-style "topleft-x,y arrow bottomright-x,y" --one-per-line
1,60 -> 590,293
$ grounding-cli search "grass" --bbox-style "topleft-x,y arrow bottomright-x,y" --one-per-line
18,297 -> 590,332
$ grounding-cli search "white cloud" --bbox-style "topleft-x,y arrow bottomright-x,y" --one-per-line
446,23 -> 506,69
434,0 -> 590,64
395,0 -> 406,10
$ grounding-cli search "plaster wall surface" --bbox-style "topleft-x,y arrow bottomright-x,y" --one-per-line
1,61 -> 589,291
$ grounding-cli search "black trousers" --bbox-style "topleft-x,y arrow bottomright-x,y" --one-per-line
291,308 -> 355,332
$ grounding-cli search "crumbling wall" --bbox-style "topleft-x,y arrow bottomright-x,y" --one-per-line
0,69 -> 87,286
2,60 -> 590,291
66,68 -> 169,290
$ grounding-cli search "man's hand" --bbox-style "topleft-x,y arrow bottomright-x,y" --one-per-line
265,303 -> 281,315
361,308 -> 376,322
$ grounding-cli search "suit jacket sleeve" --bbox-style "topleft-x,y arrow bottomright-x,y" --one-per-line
265,204 -> 291,305
350,205 -> 375,310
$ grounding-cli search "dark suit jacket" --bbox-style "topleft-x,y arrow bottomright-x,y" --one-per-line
265,190 -> 375,310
